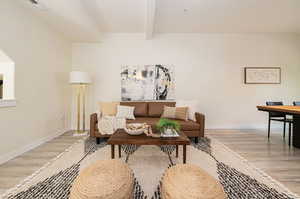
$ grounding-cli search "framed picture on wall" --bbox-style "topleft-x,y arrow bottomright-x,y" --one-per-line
244,67 -> 281,84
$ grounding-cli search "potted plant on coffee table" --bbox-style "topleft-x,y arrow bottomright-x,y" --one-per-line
156,118 -> 180,137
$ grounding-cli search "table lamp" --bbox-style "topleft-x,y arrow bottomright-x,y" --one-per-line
70,71 -> 91,135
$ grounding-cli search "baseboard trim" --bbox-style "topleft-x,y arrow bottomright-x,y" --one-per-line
0,129 -> 69,165
0,99 -> 17,108
206,124 -> 284,130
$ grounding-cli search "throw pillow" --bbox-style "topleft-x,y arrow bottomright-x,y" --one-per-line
99,102 -> 120,116
176,100 -> 199,121
116,105 -> 135,120
161,106 -> 176,118
161,106 -> 189,121
175,107 -> 189,121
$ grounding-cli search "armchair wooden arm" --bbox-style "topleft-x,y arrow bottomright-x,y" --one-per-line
90,113 -> 98,137
195,112 -> 205,137
90,113 -> 111,145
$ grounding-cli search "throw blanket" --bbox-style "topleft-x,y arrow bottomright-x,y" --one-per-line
98,116 -> 126,135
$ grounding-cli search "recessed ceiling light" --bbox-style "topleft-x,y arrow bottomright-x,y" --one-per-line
29,0 -> 38,5
28,0 -> 48,10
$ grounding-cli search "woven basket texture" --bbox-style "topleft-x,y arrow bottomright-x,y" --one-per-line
70,159 -> 134,199
161,164 -> 226,199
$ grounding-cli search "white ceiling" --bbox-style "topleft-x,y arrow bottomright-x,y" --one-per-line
18,0 -> 300,42
156,0 -> 300,33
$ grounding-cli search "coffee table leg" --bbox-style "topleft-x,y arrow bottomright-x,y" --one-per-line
183,145 -> 186,164
111,145 -> 115,159
176,145 -> 178,158
118,145 -> 121,158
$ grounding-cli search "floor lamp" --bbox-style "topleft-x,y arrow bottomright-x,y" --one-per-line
70,71 -> 91,135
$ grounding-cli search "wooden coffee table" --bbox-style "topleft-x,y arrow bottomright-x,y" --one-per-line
107,129 -> 191,164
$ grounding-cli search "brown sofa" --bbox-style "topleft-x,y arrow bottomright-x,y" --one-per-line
90,101 -> 205,144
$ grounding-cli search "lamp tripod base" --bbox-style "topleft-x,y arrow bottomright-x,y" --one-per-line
73,84 -> 88,137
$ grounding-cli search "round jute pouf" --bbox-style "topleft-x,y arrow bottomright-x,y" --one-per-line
161,164 -> 226,199
69,159 -> 134,199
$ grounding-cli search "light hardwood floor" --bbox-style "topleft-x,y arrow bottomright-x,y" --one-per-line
208,129 -> 300,196
0,131 -> 83,195
0,129 -> 299,196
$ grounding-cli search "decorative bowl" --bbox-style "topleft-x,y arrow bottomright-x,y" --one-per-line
125,123 -> 146,135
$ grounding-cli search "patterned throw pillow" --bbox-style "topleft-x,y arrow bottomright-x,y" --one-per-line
116,105 -> 135,120
161,106 -> 189,121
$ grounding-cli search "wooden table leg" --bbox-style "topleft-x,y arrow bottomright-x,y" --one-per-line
111,144 -> 115,159
293,115 -> 300,148
183,145 -> 186,164
176,145 -> 178,158
118,145 -> 121,158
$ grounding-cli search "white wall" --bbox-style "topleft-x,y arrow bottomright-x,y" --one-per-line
72,33 -> 300,129
0,0 -> 72,163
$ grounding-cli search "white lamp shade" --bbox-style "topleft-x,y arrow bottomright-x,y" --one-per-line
69,71 -> 91,84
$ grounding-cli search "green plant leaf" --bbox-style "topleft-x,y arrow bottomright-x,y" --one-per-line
156,118 -> 181,132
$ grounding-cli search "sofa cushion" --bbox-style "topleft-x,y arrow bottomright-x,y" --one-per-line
173,119 -> 201,131
126,117 -> 200,132
127,117 -> 159,126
148,102 -> 176,117
120,102 -> 148,117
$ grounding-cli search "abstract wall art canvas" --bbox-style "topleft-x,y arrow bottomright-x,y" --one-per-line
121,65 -> 175,101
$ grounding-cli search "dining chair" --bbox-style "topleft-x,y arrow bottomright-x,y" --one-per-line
266,101 -> 293,146
293,101 -> 300,106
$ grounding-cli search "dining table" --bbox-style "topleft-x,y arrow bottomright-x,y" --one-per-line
257,106 -> 300,148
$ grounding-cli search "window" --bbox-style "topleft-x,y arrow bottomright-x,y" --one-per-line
0,49 -> 16,107
0,74 -> 3,99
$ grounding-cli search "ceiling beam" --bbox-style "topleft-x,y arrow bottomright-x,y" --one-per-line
145,0 -> 156,40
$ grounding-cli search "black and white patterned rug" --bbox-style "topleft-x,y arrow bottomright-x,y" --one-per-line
2,137 -> 298,199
